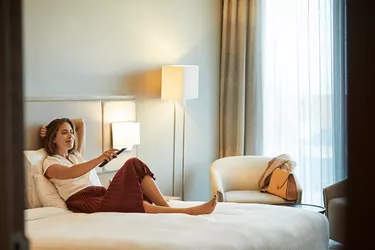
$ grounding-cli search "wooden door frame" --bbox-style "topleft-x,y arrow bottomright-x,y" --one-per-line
0,0 -> 28,249
346,0 -> 375,248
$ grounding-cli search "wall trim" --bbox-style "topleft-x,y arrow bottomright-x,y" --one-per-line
24,95 -> 135,102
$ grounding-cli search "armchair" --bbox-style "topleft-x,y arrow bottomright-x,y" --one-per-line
210,155 -> 302,204
323,179 -> 347,245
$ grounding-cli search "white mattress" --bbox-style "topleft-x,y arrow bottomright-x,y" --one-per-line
25,201 -> 329,250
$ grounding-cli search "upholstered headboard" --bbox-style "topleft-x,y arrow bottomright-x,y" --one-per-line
23,96 -> 137,175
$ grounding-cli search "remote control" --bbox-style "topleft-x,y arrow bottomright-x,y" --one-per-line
98,148 -> 126,168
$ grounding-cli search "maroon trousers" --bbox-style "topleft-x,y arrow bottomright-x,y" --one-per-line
66,157 -> 155,213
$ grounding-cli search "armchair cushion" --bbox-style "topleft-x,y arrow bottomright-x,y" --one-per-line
225,190 -> 288,204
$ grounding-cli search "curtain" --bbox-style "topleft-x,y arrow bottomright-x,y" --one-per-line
219,0 -> 264,157
261,0 -> 346,205
220,0 -> 346,205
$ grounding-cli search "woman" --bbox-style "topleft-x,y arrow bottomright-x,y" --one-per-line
41,118 -> 217,215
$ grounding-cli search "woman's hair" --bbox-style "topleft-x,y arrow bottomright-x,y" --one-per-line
44,118 -> 77,155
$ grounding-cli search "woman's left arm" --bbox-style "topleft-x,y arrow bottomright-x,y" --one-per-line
72,119 -> 85,156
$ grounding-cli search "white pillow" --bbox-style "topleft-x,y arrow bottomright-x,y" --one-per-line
24,148 -> 48,208
24,148 -> 47,175
33,174 -> 68,210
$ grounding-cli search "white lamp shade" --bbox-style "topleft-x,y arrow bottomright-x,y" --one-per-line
161,65 -> 199,100
111,122 -> 140,149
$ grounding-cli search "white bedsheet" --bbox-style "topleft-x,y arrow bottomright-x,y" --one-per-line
25,201 -> 329,250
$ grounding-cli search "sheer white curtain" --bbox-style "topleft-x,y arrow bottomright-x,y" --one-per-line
261,0 -> 346,205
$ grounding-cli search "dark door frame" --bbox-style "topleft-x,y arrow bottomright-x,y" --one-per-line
346,0 -> 375,249
0,0 -> 28,249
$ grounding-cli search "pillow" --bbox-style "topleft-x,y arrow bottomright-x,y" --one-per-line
24,148 -> 48,208
33,174 -> 68,210
24,148 -> 47,175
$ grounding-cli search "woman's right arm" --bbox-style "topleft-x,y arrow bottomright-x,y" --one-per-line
45,149 -> 119,180
71,119 -> 85,156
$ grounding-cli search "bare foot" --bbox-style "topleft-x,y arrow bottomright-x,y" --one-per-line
189,195 -> 217,215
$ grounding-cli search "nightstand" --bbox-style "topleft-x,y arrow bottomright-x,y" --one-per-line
164,196 -> 182,201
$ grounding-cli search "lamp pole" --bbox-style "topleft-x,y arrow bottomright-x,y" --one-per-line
172,101 -> 176,197
181,100 -> 186,201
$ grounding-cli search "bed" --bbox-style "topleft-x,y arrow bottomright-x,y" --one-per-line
25,201 -> 328,250
23,98 -> 329,250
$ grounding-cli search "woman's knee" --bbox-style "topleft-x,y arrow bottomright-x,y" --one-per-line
120,157 -> 135,167
123,157 -> 140,168
121,157 -> 145,171
120,157 -> 154,179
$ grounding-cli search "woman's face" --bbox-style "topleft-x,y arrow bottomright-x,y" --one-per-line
54,122 -> 75,152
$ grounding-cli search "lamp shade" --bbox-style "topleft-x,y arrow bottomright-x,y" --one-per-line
161,65 -> 199,100
111,122 -> 140,150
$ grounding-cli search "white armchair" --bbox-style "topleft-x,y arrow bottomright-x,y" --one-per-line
210,155 -> 302,204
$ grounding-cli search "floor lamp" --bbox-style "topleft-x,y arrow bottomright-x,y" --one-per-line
161,65 -> 199,201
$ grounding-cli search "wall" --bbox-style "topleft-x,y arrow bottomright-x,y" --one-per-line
23,0 -> 222,201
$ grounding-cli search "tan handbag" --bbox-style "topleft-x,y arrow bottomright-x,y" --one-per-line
266,168 -> 298,201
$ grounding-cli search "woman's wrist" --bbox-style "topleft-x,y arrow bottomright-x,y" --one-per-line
94,156 -> 104,166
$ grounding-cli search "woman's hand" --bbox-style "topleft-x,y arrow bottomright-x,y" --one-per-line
98,149 -> 119,163
40,125 -> 47,139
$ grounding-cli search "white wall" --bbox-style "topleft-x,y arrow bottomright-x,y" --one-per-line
23,0 -> 221,201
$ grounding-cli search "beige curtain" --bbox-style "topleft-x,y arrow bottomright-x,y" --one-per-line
219,0 -> 263,157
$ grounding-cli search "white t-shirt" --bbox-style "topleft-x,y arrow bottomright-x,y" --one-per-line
42,152 -> 102,201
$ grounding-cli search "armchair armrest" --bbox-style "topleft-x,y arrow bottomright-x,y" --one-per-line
210,168 -> 225,202
296,189 -> 303,204
323,179 -> 347,216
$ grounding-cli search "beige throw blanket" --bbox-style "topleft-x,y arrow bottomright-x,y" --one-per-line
259,154 -> 297,192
